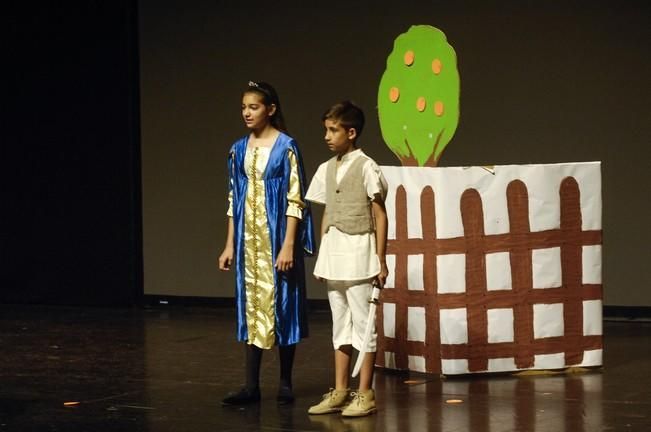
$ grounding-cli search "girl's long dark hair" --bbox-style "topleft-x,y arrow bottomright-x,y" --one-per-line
245,81 -> 288,134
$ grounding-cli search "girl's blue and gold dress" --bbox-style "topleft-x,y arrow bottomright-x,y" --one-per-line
227,132 -> 315,348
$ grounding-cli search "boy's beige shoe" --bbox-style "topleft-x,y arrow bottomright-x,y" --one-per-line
341,389 -> 377,417
308,388 -> 351,415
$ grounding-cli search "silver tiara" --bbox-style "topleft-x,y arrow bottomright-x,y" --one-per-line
248,81 -> 259,88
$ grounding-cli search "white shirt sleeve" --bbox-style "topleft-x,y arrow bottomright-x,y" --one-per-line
363,158 -> 388,201
305,162 -> 327,204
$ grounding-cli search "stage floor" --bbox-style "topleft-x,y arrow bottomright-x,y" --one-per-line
1,304 -> 649,431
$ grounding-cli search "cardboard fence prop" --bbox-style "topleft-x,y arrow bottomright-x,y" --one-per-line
377,162 -> 603,375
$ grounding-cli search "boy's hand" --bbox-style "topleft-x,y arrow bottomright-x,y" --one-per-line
275,245 -> 294,272
375,263 -> 389,288
218,247 -> 234,271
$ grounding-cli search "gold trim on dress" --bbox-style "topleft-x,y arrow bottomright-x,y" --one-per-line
243,146 -> 276,349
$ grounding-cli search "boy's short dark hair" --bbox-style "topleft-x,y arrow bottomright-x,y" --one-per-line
322,101 -> 365,140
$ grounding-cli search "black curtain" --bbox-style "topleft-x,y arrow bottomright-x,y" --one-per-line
2,1 -> 142,306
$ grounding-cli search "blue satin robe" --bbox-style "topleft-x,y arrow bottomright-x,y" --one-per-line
228,132 -> 315,346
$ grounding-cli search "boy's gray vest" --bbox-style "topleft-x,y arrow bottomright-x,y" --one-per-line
325,155 -> 374,235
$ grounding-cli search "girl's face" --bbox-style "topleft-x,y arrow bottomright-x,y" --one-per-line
241,92 -> 275,131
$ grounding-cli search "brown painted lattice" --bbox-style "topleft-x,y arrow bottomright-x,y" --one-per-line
377,177 -> 603,374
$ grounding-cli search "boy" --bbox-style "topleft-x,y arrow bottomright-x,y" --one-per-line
305,101 -> 388,417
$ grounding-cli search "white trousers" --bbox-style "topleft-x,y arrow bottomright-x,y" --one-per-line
327,279 -> 377,352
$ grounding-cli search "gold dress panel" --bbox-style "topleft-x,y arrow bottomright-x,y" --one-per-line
239,146 -> 303,349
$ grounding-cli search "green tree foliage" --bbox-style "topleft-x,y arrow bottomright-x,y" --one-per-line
378,25 -> 460,166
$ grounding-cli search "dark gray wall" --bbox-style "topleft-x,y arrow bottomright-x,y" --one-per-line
139,1 -> 650,305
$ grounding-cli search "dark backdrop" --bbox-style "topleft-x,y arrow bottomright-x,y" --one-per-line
3,1 -> 141,305
140,1 -> 651,306
2,1 -> 649,307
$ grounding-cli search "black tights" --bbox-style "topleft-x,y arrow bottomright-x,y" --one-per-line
245,343 -> 296,391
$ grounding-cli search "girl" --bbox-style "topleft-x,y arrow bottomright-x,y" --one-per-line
218,81 -> 315,405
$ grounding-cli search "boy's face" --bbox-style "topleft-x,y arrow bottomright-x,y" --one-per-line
324,119 -> 356,155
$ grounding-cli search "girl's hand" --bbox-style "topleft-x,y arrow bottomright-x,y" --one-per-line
275,245 -> 294,272
218,247 -> 234,271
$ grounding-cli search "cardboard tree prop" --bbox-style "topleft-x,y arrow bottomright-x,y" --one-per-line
375,26 -> 603,375
378,25 -> 460,167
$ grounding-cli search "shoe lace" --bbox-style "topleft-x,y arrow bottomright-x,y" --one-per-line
323,388 -> 337,400
349,391 -> 365,406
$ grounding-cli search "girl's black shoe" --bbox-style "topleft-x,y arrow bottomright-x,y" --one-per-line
221,387 -> 261,406
276,386 -> 295,405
